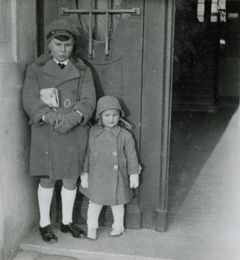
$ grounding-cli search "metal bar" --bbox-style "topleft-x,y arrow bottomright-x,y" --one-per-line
61,7 -> 141,15
105,0 -> 110,57
109,0 -> 114,35
87,0 -> 95,58
105,13 -> 109,56
94,0 -> 98,39
88,11 -> 93,58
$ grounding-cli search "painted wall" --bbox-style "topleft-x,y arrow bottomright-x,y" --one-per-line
0,0 -> 38,258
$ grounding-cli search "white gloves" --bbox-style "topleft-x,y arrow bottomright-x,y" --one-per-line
130,174 -> 139,189
81,172 -> 88,188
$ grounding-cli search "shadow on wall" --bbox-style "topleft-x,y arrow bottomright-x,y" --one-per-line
168,104 -> 239,218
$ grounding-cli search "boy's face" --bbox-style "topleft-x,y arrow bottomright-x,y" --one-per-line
102,109 -> 120,128
48,37 -> 73,62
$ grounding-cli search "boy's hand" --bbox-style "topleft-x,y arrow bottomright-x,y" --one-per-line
81,172 -> 88,188
54,117 -> 72,133
130,174 -> 139,189
43,111 -> 59,126
54,111 -> 82,133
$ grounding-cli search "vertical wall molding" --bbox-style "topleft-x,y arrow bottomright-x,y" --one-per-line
11,0 -> 17,62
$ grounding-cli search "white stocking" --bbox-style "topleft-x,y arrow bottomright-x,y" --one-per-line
61,186 -> 77,225
111,204 -> 124,231
38,184 -> 54,227
87,201 -> 103,229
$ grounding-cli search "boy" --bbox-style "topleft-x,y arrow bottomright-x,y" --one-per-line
22,18 -> 96,243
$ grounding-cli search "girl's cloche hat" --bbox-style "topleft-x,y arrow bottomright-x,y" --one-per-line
95,96 -> 125,120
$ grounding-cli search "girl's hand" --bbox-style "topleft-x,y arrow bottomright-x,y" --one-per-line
130,174 -> 139,189
81,172 -> 88,188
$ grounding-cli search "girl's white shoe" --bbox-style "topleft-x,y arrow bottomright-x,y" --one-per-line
87,228 -> 97,240
110,227 -> 124,237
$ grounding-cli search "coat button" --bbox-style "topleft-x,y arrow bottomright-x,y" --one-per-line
113,164 -> 118,170
64,98 -> 71,108
45,152 -> 48,155
112,151 -> 117,156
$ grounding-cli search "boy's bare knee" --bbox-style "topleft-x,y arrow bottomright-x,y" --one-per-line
39,178 -> 55,188
62,178 -> 78,190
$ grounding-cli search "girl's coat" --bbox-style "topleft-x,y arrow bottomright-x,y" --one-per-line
80,124 -> 140,205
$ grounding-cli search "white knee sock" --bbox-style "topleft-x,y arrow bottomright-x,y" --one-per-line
87,201 -> 103,229
38,184 -> 54,228
111,204 -> 125,231
61,186 -> 77,225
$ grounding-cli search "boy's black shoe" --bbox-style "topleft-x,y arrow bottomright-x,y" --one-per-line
60,223 -> 86,238
39,225 -> 58,243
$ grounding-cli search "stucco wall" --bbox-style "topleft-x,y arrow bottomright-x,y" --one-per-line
0,0 -> 38,258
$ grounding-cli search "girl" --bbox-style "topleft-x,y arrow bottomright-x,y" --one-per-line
80,96 -> 141,240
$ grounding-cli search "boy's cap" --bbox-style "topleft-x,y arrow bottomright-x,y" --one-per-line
45,19 -> 78,42
96,96 -> 125,120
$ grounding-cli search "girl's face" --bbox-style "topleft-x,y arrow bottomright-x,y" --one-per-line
102,109 -> 120,128
48,38 -> 73,62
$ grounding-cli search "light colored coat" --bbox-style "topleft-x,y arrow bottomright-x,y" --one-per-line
22,56 -> 96,179
80,124 -> 140,205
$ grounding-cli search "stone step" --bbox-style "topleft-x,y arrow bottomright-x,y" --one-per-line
17,227 -> 170,260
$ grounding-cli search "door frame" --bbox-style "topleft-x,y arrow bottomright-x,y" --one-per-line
140,0 -> 175,231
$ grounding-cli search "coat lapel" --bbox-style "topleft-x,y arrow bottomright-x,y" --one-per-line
41,59 -> 80,87
95,125 -> 121,137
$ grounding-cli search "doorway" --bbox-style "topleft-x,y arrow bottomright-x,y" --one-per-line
169,0 -> 240,219
36,0 -> 175,231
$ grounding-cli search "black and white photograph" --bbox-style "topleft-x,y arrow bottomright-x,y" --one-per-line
0,0 -> 239,259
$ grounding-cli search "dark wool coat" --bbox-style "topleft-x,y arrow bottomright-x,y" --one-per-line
22,56 -> 96,179
80,125 -> 140,205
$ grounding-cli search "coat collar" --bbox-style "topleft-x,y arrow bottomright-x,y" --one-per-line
53,58 -> 69,66
94,125 -> 122,137
41,59 -> 80,81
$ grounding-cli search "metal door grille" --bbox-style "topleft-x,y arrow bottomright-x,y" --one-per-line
61,0 -> 140,59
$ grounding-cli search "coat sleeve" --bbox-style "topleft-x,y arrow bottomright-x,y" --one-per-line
22,64 -> 51,124
82,127 -> 93,172
73,67 -> 96,125
124,131 -> 141,175
82,149 -> 89,173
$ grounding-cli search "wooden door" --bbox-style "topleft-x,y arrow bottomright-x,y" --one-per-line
38,0 -> 175,232
40,0 -> 144,229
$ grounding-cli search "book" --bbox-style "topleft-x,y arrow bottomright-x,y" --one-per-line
40,88 -> 59,108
